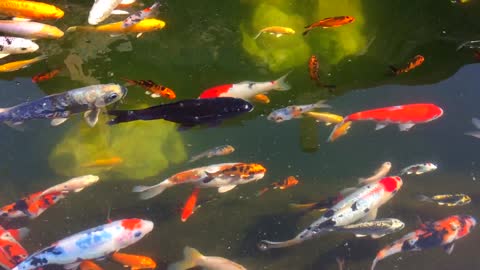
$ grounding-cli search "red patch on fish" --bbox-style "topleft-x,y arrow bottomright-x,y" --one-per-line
345,104 -> 443,124
181,188 -> 200,222
199,84 -> 233,98
121,219 -> 142,230
378,176 -> 401,193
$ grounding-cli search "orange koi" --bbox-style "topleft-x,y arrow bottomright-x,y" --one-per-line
32,69 -> 60,83
111,252 -> 157,270
123,78 -> 176,99
303,16 -> 355,35
253,94 -> 270,104
82,157 -> 123,168
327,121 -> 351,142
0,0 -> 64,21
390,55 -> 425,75
308,55 -> 320,82
79,260 -> 104,270
273,176 -> 299,190
181,188 -> 200,222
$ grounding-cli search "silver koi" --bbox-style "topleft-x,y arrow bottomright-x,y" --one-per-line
331,218 -> 405,239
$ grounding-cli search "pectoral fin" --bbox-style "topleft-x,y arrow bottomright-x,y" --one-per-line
84,108 -> 100,127
375,123 -> 388,130
0,53 -> 10,59
51,118 -> 68,126
218,185 -> 236,193
275,33 -> 283,37
74,188 -> 84,192
443,243 -> 455,255
398,123 -> 415,131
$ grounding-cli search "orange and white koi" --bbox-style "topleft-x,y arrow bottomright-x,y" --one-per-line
181,188 -> 200,222
32,69 -> 61,83
267,100 -> 331,123
254,26 -> 295,39
390,55 -> 425,75
189,145 -> 235,163
0,191 -> 65,219
0,1 -> 64,21
273,176 -> 299,190
111,252 -> 157,270
123,78 -> 176,99
303,16 -> 355,36
41,175 -> 100,196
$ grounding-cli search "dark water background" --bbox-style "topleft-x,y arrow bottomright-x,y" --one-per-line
1,0 -> 480,269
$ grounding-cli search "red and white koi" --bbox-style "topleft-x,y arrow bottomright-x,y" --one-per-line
267,100 -> 331,123
0,226 -> 29,270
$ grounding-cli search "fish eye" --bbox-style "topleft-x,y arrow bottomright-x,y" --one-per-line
109,93 -> 119,100
21,48 -> 27,51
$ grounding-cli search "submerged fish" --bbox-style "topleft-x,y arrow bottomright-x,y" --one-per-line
254,26 -> 295,39
358,162 -> 392,185
168,246 -> 246,270
132,162 -> 266,200
40,175 -> 100,196
123,1 -> 161,28
331,218 -> 405,239
199,73 -> 291,100
0,84 -> 126,127
416,194 -> 471,207
456,40 -> 480,51
181,188 -> 200,222
273,176 -> 299,190
83,157 -> 124,168
305,112 -> 343,125
0,20 -> 64,39
0,0 -> 64,20
0,191 -> 65,219
371,215 -> 476,270
79,261 -> 104,270
0,55 -> 46,72
12,219 -> 154,270
189,145 -> 235,163
390,55 -> 425,75
308,55 -> 320,82
399,163 -> 437,175
0,36 -> 39,59
267,100 -> 331,123
328,121 -> 351,142
303,16 -> 355,35
327,103 -> 444,141
108,97 -> 253,129
123,78 -> 176,99
111,252 -> 157,270
0,226 -> 29,270
258,176 -> 403,250
88,0 -> 124,25
32,69 -> 61,83
67,19 -> 166,35
253,93 -> 270,104
464,117 -> 480,138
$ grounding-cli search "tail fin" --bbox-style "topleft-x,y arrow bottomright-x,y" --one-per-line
371,257 -> 379,270
415,194 -> 433,203
188,153 -> 204,163
132,181 -> 172,200
167,246 -> 202,270
66,26 -> 78,33
302,26 -> 311,36
388,65 -> 399,75
107,110 -> 138,125
272,72 -> 291,91
8,227 -> 29,241
313,100 -> 331,109
253,31 -> 262,40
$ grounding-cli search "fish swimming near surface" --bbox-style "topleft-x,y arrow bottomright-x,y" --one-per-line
0,21 -> 64,39
358,162 -> 392,185
399,163 -> 437,175
88,0 -> 124,25
253,26 -> 295,39
67,19 -> 166,36
82,157 -> 124,168
11,219 -> 154,270
40,175 -> 100,196
258,176 -> 403,250
199,73 -> 291,100
168,246 -> 246,270
0,0 -> 64,21
253,93 -> 270,104
416,194 -> 471,207
0,225 -> 29,270
108,97 -> 253,129
122,78 -> 176,99
181,188 -> 200,222
123,1 -> 162,28
79,260 -> 104,270
0,55 -> 46,72
390,55 -> 425,75
32,69 -> 61,83
132,162 -> 266,200
303,16 -> 355,35
189,145 -> 235,163
371,215 -> 476,270
267,100 -> 331,123
0,37 -> 39,59
0,84 -> 126,127
0,191 -> 65,219
331,218 -> 405,239
464,117 -> 480,138
327,103 -> 444,142
328,121 -> 351,142
110,252 -> 157,270
305,112 -> 343,125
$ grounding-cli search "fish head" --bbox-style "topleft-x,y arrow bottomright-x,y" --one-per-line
8,38 -> 39,54
425,163 -> 437,170
93,84 -> 127,107
116,219 -> 154,247
345,16 -> 355,23
383,161 -> 392,169
76,174 -> 100,185
267,111 -> 287,123
390,219 -> 405,231
224,145 -> 235,153
42,25 -> 64,39
50,6 -> 65,20
241,163 -> 267,182
379,176 -> 403,193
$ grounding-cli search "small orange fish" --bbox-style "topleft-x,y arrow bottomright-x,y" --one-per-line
32,69 -> 60,83
181,187 -> 200,222
79,260 -> 104,270
111,252 -> 157,270
253,94 -> 270,104
390,55 -> 425,75
273,176 -> 299,190
308,55 -> 320,82
123,78 -> 176,99
303,16 -> 355,35
327,121 -> 352,142
82,157 -> 123,168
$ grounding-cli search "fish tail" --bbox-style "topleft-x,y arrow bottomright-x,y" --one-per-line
371,257 -> 379,270
415,194 -> 433,202
314,100 -> 332,109
132,180 -> 173,200
302,28 -> 311,36
273,71 -> 292,91
107,110 -> 139,125
167,246 -> 202,270
258,235 -> 305,251
151,1 -> 162,9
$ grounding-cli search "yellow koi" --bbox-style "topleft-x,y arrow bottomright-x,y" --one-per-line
254,26 -> 295,39
305,112 -> 344,125
67,19 -> 166,34
253,94 -> 270,104
0,0 -> 64,20
0,55 -> 46,72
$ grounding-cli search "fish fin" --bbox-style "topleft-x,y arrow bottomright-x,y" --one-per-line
66,26 -> 79,33
415,194 -> 433,203
64,262 -> 81,270
253,32 -> 262,39
398,123 -> 415,131
464,131 -> 480,138
218,185 -> 237,193
275,33 -> 283,37
151,93 -> 162,98
371,234 -> 386,239
443,243 -> 455,255
201,172 -> 215,183
327,121 -> 349,142
472,117 -> 480,129
371,257 -> 380,270
273,71 -> 291,91
84,108 -> 100,127
12,17 -> 31,22
355,234 -> 367,238
132,181 -> 173,200
0,53 -> 10,59
73,188 -> 84,193
136,33 -> 144,38
107,110 -> 139,125
313,100 -> 332,109
375,123 -> 388,130
51,118 -> 69,126
340,187 -> 358,196
4,121 -> 25,131
302,29 -> 310,36
111,10 -> 130,15
360,208 -> 378,222
167,246 -> 202,270
8,227 -> 29,241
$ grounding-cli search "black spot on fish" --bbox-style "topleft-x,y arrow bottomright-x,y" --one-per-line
5,38 -> 12,45
351,202 -> 358,211
4,244 -> 13,256
401,239 -> 416,251
0,45 -> 4,51
324,209 -> 335,218
364,208 -> 370,213
248,83 -> 255,89
43,246 -> 63,255
29,257 -> 48,267
13,199 -> 29,212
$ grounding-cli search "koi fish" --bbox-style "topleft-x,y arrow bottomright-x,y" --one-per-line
88,0 -> 124,25
327,103 -> 444,141
254,26 -> 295,39
305,112 -> 343,125
199,73 -> 291,100
0,226 -> 29,270
82,157 -> 124,168
67,19 -> 166,36
0,21 -> 64,39
40,175 -> 100,196
273,176 -> 299,190
12,219 -> 154,270
457,40 -> 480,51
253,94 -> 270,104
122,78 -> 176,99
390,55 -> 425,75
416,194 -> 471,207
331,218 -> 405,239
32,69 -> 61,83
108,98 -> 253,129
181,188 -> 200,222
0,84 -> 126,127
303,16 -> 355,36
0,191 -> 65,219
267,100 -> 331,123
258,176 -> 403,250
168,246 -> 246,270
371,215 -> 476,270
111,252 -> 157,270
79,260 -> 104,270
132,162 -> 266,200
308,55 -> 320,82
400,163 -> 437,175
464,117 -> 480,138
358,162 -> 392,185
0,37 -> 39,59
123,1 -> 161,28
189,145 -> 235,163
0,55 -> 46,72
328,121 -> 351,142
0,1 -> 64,20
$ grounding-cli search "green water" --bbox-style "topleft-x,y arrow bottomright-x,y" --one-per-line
1,0 -> 480,269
